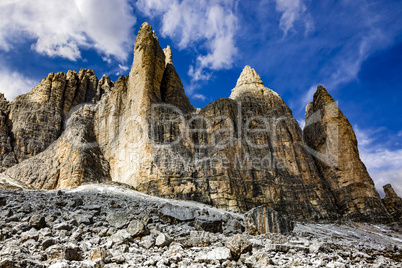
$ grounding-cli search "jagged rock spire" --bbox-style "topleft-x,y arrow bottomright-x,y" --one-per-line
235,65 -> 265,88
303,85 -> 391,222
160,45 -> 195,113
128,22 -> 166,112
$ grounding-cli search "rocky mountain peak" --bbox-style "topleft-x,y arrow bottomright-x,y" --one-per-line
229,65 -> 282,102
236,65 -> 264,88
0,22 -> 399,226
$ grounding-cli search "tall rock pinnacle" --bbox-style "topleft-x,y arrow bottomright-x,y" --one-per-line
128,22 -> 166,113
303,86 -> 391,222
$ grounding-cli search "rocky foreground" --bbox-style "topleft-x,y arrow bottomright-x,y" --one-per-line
0,183 -> 401,268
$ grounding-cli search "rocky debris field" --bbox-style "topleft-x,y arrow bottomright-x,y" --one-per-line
0,183 -> 401,268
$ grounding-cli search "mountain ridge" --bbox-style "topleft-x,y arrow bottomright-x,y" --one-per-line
0,22 -> 400,224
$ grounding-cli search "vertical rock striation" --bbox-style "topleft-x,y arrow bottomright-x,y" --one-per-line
4,69 -> 99,167
303,86 -> 391,222
245,205 -> 294,235
4,104 -> 111,189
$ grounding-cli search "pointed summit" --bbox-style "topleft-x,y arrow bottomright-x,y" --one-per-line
229,66 -> 267,100
235,65 -> 264,88
229,66 -> 291,115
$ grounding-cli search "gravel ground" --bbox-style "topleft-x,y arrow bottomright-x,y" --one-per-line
0,183 -> 401,267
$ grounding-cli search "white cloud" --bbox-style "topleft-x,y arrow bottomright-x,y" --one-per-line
136,0 -> 238,83
274,0 -> 310,35
192,94 -> 207,101
0,68 -> 38,101
0,0 -> 136,61
354,126 -> 402,197
118,64 -> 129,72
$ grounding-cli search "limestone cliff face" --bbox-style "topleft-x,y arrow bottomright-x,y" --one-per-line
0,94 -> 16,171
0,22 -> 396,223
0,69 -> 102,173
134,65 -> 338,219
94,24 -> 339,219
303,86 -> 390,222
4,104 -> 111,189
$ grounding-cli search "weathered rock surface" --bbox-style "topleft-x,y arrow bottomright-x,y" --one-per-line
112,41 -> 339,220
382,184 -> 402,221
303,86 -> 391,222
245,205 -> 294,235
3,105 -> 111,189
0,22 -> 398,225
0,69 -> 103,174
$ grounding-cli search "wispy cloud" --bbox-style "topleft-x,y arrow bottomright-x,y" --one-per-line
289,1 -> 401,111
0,68 -> 38,101
0,0 -> 136,61
192,94 -> 207,101
274,0 -> 311,35
354,125 -> 402,197
136,0 -> 238,83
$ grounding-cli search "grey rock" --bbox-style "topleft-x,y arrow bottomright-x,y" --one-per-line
225,219 -> 245,235
127,220 -> 149,237
159,203 -> 198,223
106,212 -> 129,228
155,233 -> 171,247
29,213 -> 46,229
53,223 -> 72,231
21,229 -> 39,242
194,216 -> 223,233
46,244 -> 64,260
19,204 -> 32,213
74,214 -> 93,225
197,247 -> 232,262
139,235 -> 155,249
225,234 -> 252,260
70,229 -> 83,241
267,244 -> 310,253
0,209 -> 12,217
111,230 -> 132,244
42,238 -> 57,250
64,244 -> 82,261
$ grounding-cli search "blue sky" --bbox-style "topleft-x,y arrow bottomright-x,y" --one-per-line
0,0 -> 401,196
